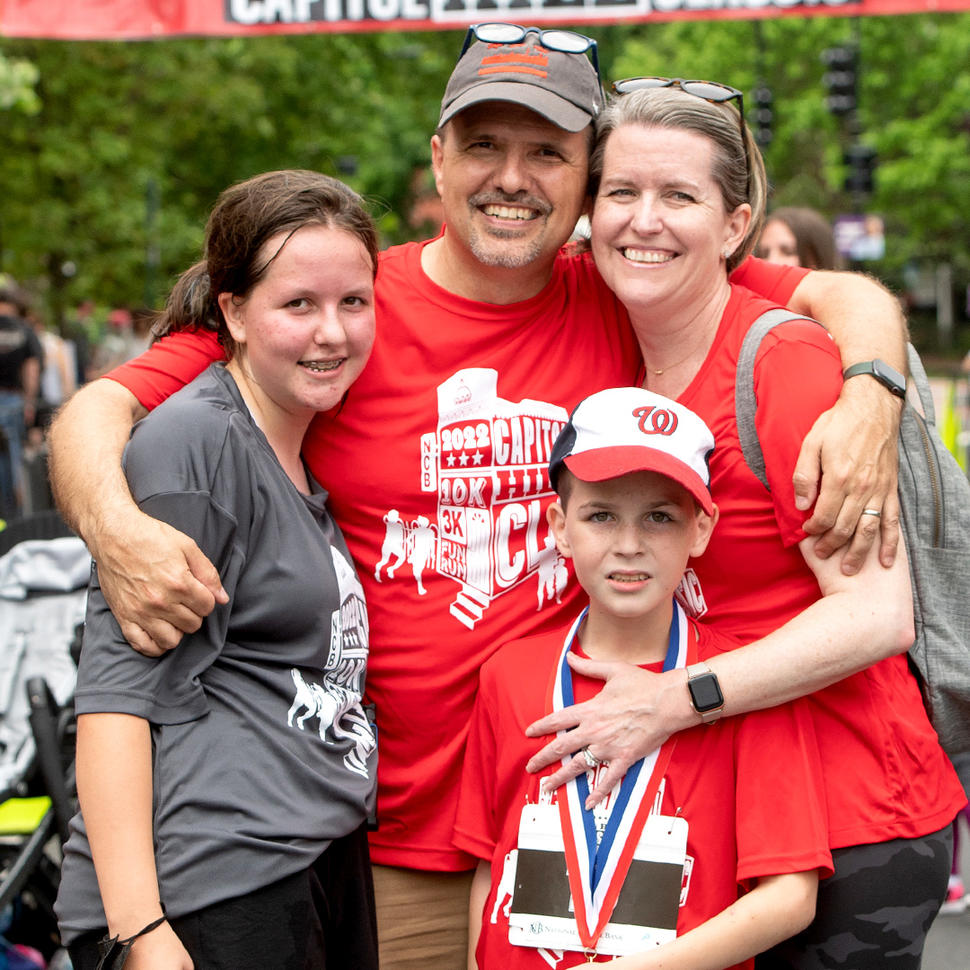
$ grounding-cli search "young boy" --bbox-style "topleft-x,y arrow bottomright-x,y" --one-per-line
454,387 -> 832,969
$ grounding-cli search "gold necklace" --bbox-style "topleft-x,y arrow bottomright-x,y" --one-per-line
643,344 -> 700,377
642,312 -> 724,378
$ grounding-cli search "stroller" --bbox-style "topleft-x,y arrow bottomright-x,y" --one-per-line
0,514 -> 89,967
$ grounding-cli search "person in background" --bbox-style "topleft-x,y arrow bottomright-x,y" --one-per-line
20,310 -> 76,513
525,80 -> 963,969
0,285 -> 43,521
54,170 -> 380,970
86,307 -> 145,380
63,300 -> 94,388
49,25 -> 914,967
757,206 -> 842,271
31,313 -> 77,425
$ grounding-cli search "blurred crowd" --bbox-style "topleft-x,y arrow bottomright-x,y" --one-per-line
0,275 -> 152,523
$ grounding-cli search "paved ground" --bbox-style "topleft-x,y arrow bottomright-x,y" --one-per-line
923,909 -> 970,970
923,815 -> 970,970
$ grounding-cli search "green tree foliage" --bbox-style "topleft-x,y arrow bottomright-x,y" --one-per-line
0,30 -> 460,321
0,49 -> 39,112
0,15 -> 967,325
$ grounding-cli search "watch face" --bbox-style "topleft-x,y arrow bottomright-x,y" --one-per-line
871,359 -> 906,395
689,672 -> 724,712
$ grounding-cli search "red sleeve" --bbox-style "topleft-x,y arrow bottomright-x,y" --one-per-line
731,256 -> 809,306
752,321 -> 843,545
453,675 -> 499,862
105,328 -> 225,411
734,699 -> 833,887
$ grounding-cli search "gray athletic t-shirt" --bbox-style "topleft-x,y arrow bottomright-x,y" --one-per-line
56,364 -> 376,942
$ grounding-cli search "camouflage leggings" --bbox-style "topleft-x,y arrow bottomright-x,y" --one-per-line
756,823 -> 953,970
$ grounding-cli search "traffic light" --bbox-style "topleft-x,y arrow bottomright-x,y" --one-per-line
844,143 -> 877,195
752,85 -> 773,149
821,45 -> 858,116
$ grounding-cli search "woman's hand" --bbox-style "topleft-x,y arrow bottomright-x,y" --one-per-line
524,654 -> 691,809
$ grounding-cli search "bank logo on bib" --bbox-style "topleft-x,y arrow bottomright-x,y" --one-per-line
374,369 -> 570,628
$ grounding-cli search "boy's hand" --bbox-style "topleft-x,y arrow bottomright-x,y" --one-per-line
524,654 -> 687,810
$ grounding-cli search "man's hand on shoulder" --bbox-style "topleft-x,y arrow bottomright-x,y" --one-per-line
93,504 -> 228,657
48,378 -> 228,656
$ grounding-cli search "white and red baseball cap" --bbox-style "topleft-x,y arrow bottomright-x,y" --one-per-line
548,387 -> 715,515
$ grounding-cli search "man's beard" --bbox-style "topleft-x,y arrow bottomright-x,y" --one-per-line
468,226 -> 546,269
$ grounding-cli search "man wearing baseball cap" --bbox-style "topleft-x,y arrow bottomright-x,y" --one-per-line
50,23 -> 907,966
437,24 -> 602,133
455,387 -> 832,968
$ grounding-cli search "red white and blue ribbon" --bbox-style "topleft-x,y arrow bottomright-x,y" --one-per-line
552,601 -> 691,951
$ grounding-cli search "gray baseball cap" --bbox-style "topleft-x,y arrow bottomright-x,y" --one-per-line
438,36 -> 602,133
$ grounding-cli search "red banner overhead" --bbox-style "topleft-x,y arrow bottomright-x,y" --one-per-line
1,0 -> 968,40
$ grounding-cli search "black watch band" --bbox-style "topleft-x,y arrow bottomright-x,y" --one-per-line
842,360 -> 906,399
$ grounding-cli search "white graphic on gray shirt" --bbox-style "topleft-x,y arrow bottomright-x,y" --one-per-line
286,547 -> 375,778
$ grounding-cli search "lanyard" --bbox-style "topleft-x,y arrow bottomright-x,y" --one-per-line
551,601 -> 690,951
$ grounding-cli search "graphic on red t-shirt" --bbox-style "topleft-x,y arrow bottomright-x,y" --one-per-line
374,368 -> 570,628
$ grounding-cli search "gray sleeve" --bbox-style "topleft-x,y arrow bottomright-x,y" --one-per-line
75,398 -> 245,724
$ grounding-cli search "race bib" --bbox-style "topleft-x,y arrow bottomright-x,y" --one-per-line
508,802 -> 687,956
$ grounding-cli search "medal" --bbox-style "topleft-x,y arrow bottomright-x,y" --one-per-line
552,602 -> 690,952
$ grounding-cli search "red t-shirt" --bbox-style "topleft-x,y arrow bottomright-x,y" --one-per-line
677,284 -> 966,848
106,249 -> 806,871
455,623 -> 832,970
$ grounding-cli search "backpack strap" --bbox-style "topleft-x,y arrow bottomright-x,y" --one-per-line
735,308 -> 817,490
904,342 -> 935,424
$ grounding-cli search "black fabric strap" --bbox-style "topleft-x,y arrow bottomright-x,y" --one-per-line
95,912 -> 167,970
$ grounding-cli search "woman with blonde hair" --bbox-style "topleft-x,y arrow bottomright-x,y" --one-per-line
538,81 -> 963,969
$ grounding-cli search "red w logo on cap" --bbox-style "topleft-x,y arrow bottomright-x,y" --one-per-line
634,406 -> 679,436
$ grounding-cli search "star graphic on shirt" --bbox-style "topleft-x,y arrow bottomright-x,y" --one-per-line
458,452 -> 471,466
446,455 -> 457,467
472,451 -> 484,465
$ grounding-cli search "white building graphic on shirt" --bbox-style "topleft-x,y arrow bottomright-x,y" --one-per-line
374,368 -> 570,629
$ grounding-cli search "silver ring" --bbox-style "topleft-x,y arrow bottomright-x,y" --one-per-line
861,508 -> 882,518
582,745 -> 604,769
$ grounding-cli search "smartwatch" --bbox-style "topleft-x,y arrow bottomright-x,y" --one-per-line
842,360 -> 906,399
686,662 -> 724,724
